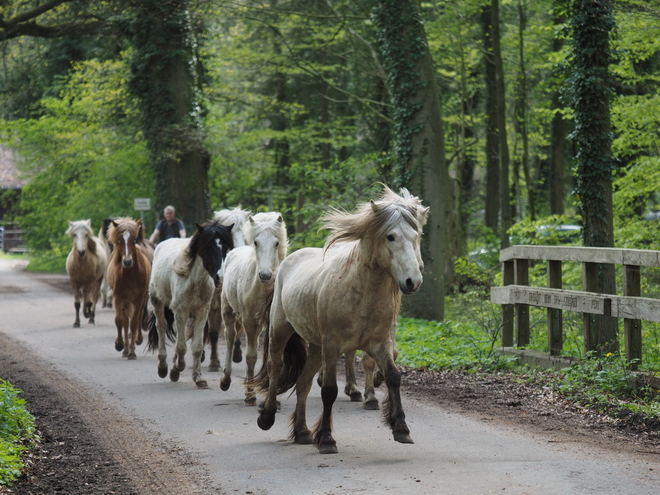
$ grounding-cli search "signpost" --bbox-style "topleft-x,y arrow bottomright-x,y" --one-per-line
133,198 -> 151,224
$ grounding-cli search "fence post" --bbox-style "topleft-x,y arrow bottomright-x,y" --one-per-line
623,264 -> 642,369
501,260 -> 514,347
547,260 -> 563,356
582,262 -> 598,353
515,258 -> 530,347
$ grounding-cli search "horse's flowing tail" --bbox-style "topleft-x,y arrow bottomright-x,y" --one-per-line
251,332 -> 307,396
146,306 -> 176,352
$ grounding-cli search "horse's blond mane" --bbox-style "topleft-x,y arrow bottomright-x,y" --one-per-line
321,185 -> 429,255
107,217 -> 140,245
242,212 -> 288,261
214,206 -> 251,229
66,219 -> 98,254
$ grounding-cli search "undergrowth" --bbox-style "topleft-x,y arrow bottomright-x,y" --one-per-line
0,380 -> 39,486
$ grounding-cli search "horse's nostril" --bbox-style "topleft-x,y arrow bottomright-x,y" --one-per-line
259,271 -> 272,281
406,278 -> 415,291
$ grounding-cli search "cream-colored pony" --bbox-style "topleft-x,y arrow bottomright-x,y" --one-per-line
65,220 -> 108,327
255,186 -> 428,454
205,206 -> 252,371
220,212 -> 288,405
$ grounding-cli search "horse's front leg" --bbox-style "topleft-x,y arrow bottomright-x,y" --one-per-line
220,298 -> 237,391
290,343 -> 321,444
127,305 -> 141,360
243,321 -> 262,406
361,353 -> 379,410
114,305 -> 125,354
72,285 -> 82,328
369,342 -> 413,445
170,312 -> 188,382
343,350 -> 362,402
313,345 -> 340,454
207,301 -> 222,372
190,315 -> 209,389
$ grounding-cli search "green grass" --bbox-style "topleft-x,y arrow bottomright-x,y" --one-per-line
0,380 -> 39,487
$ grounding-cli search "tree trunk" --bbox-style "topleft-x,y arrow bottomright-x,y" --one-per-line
569,0 -> 617,354
550,13 -> 567,216
374,0 -> 451,321
129,1 -> 209,230
492,0 -> 512,249
516,0 -> 534,221
481,4 -> 500,235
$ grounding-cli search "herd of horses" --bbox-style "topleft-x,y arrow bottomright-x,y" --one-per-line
64,185 -> 429,454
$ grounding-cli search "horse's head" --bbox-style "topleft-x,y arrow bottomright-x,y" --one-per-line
214,206 -> 252,248
192,221 -> 235,287
108,218 -> 140,269
323,185 -> 429,295
243,212 -> 288,283
66,219 -> 94,258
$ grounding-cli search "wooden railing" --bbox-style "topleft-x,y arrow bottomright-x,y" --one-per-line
0,223 -> 28,253
490,245 -> 660,369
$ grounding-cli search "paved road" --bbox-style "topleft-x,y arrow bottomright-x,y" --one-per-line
1,258 -> 659,494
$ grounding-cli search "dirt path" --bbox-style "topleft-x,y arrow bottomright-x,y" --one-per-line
2,259 -> 660,494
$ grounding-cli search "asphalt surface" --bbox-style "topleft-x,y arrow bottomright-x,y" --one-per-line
1,258 -> 659,494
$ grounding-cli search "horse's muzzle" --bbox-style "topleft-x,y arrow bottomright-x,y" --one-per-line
400,278 -> 422,295
122,258 -> 133,268
258,271 -> 272,282
77,249 -> 86,257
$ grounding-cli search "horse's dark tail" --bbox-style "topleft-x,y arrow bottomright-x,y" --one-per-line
251,331 -> 307,396
146,306 -> 176,352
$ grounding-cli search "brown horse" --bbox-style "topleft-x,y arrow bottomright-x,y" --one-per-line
106,218 -> 152,359
66,220 -> 108,327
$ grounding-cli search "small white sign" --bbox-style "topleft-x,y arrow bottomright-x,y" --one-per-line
134,198 -> 151,211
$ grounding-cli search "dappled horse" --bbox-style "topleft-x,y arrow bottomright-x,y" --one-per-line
254,186 -> 428,453
206,206 -> 252,371
147,221 -> 234,388
106,218 -> 152,360
220,212 -> 287,405
66,220 -> 108,327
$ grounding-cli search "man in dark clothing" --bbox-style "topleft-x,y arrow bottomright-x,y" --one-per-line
149,205 -> 186,244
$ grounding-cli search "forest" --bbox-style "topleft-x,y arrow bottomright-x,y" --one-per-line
2,0 -> 660,326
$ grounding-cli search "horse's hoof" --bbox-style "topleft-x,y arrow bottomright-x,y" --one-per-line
257,412 -> 275,431
115,341 -> 124,352
170,369 -> 180,382
244,397 -> 257,407
349,391 -> 363,402
220,377 -> 230,391
208,364 -> 219,372
158,367 -> 168,379
295,432 -> 313,445
122,350 -> 129,358
393,431 -> 414,444
363,399 -> 379,411
232,348 -> 242,363
318,442 -> 338,454
136,334 -> 143,346
88,319 -> 95,325
374,370 -> 385,388
73,322 -> 80,328
127,352 -> 137,360
195,380 -> 209,389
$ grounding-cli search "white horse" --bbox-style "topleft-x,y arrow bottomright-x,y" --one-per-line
254,186 -> 428,454
98,217 -> 114,308
147,221 -> 234,389
205,206 -> 252,370
66,220 -> 108,327
220,212 -> 288,405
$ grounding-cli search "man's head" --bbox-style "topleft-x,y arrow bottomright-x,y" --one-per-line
164,206 -> 176,222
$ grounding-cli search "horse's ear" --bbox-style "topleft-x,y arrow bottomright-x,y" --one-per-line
112,220 -> 119,228
277,214 -> 283,224
195,223 -> 204,233
85,219 -> 92,228
227,223 -> 235,232
370,200 -> 379,213
137,218 -> 143,226
249,215 -> 255,224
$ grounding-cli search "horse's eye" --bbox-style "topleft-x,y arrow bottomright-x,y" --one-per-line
275,241 -> 279,247
254,241 -> 258,247
387,235 -> 395,242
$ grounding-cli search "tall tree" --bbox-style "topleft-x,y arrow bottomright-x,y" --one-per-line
568,0 -> 618,354
374,0 -> 451,321
129,1 -> 210,228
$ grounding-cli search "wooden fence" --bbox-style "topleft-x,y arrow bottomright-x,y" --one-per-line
0,223 -> 28,253
490,245 -> 660,370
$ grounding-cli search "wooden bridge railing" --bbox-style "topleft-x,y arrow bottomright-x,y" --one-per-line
490,245 -> 660,369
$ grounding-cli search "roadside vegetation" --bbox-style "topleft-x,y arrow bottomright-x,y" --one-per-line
0,380 -> 38,487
